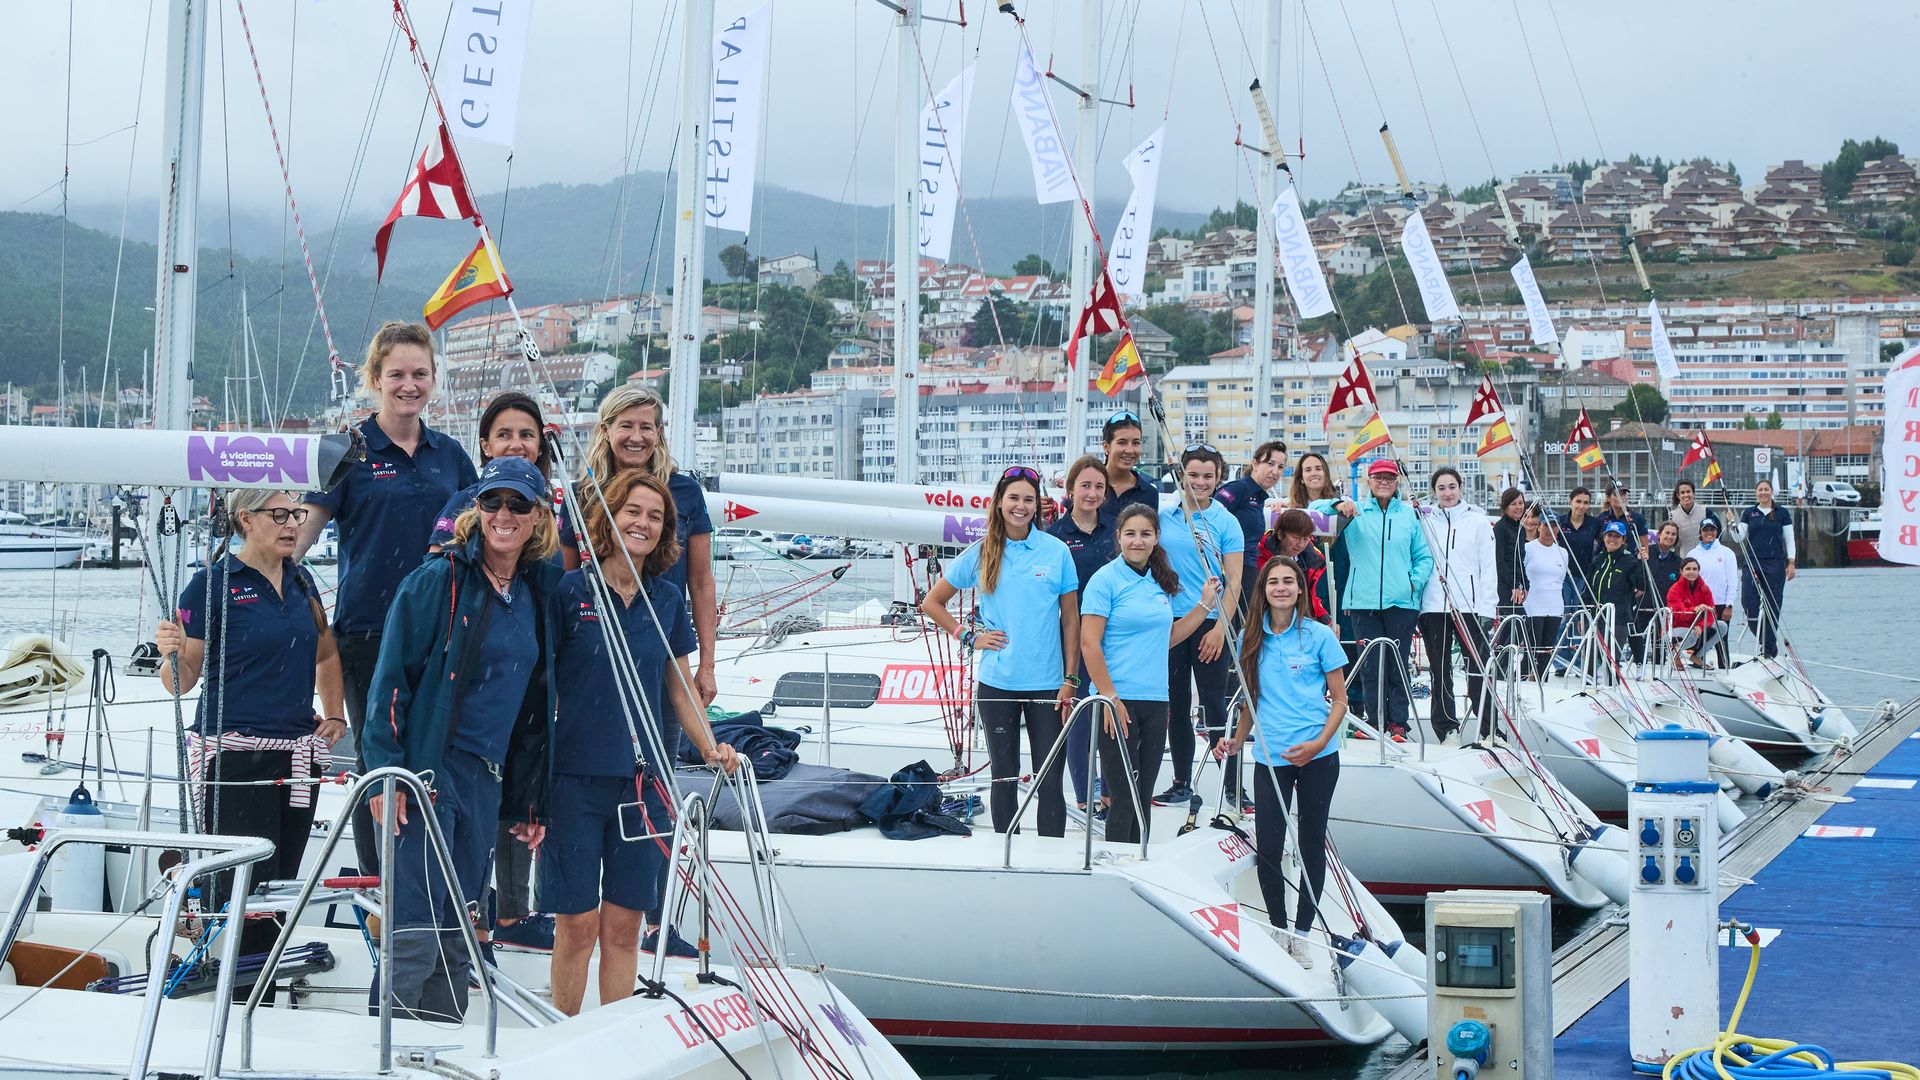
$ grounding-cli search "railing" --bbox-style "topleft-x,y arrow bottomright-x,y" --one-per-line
1001,694 -> 1147,870
0,827 -> 275,1080
1345,636 -> 1428,763
239,766 -> 501,1073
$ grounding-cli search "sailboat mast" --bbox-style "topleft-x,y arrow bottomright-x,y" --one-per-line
891,0 -> 923,484
1251,0 -> 1282,442
668,0 -> 715,467
1064,0 -> 1099,473
151,0 -> 207,570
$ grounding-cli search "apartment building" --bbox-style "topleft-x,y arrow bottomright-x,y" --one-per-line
1848,157 -> 1919,204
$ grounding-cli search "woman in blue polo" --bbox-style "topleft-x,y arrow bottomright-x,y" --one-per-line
1216,555 -> 1350,970
1156,445 -> 1245,806
299,321 -> 477,877
920,466 -> 1080,837
1080,504 -> 1221,844
1045,454 -> 1116,813
155,488 -> 346,925
544,468 -> 739,1016
361,456 -> 558,1023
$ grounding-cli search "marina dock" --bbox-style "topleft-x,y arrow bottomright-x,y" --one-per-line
1388,694 -> 1920,1078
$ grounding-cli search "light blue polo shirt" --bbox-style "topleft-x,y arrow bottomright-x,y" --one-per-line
1251,612 -> 1349,766
1159,501 -> 1243,612
943,530 -> 1078,692
1081,558 -> 1177,702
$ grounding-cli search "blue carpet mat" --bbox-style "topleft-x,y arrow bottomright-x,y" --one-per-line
1555,729 -> 1920,1075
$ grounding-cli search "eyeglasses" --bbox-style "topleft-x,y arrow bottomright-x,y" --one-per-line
246,506 -> 311,526
477,491 -> 539,515
1106,409 -> 1140,425
1184,443 -> 1219,455
1001,466 -> 1042,483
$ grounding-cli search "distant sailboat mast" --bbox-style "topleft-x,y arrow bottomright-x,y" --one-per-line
668,0 -> 716,467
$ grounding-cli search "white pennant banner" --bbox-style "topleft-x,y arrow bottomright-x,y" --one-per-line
1648,299 -> 1681,380
918,65 -> 976,261
1510,255 -> 1559,346
1272,189 -> 1335,319
439,0 -> 537,147
1108,127 -> 1164,297
1881,346 -> 1920,566
1400,211 -> 1460,322
1011,47 -> 1073,205
705,5 -> 771,232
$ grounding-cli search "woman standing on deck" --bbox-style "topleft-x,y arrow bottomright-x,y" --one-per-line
1521,507 -> 1571,679
1692,517 -> 1738,668
1046,455 -> 1116,814
1155,446 -> 1245,806
298,321 -> 477,880
1492,487 -> 1531,673
361,457 -> 559,1022
921,466 -> 1081,837
1668,480 -> 1708,554
1735,480 -> 1795,659
156,489 -> 345,953
1099,410 -> 1160,521
1079,504 -> 1220,845
564,387 -> 718,706
544,469 -> 739,1014
1216,556 -> 1349,969
1288,451 -> 1341,508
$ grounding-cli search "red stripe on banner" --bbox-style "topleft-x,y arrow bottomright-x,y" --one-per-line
1802,825 -> 1876,838
870,1018 -> 1328,1044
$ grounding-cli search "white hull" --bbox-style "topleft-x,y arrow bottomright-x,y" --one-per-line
1689,655 -> 1856,752
0,536 -> 88,570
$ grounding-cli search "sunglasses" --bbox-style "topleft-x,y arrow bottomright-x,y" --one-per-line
1106,409 -> 1140,425
477,491 -> 539,515
1002,466 -> 1042,483
246,506 -> 311,526
1184,443 -> 1219,455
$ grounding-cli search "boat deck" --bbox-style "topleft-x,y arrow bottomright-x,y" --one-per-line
1387,694 -> 1920,1078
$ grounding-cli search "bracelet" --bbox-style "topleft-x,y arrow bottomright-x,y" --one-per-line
322,716 -> 347,725
1063,674 -> 1082,688
960,628 -> 978,650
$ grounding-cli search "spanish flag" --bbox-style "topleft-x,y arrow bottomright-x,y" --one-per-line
1575,443 -> 1605,471
1476,417 -> 1515,457
1343,411 -> 1392,463
423,238 -> 512,329
1704,459 -> 1723,486
1096,332 -> 1146,396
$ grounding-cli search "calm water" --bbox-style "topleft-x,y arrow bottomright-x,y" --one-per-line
2,563 -> 1916,1078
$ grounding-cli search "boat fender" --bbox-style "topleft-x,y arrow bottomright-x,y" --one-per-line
1810,707 -> 1858,743
1714,789 -> 1745,834
1379,938 -> 1428,981
45,787 -> 106,912
1568,824 -> 1633,907
1333,937 -> 1427,1045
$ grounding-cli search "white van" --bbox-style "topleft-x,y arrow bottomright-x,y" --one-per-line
1810,481 -> 1862,505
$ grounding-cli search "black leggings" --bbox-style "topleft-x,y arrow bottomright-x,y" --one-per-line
1252,753 -> 1340,933
1098,699 -> 1170,845
1526,616 -> 1562,679
1167,620 -> 1232,789
201,747 -> 320,983
978,684 -> 1067,837
1418,611 -> 1491,736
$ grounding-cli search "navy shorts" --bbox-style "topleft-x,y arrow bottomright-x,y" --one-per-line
537,773 -> 670,916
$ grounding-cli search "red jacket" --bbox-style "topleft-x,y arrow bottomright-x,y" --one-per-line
1666,577 -> 1717,630
1256,533 -> 1331,622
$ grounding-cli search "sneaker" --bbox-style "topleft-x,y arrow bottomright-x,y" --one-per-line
641,925 -> 700,959
492,913 -> 555,952
1092,804 -> 1109,824
1284,933 -> 1314,969
1151,782 -> 1194,807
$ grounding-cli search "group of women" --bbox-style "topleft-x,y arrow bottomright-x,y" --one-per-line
155,322 -> 738,1023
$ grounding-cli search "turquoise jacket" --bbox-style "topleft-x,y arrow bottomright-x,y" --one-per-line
361,533 -> 563,823
1313,494 -> 1434,612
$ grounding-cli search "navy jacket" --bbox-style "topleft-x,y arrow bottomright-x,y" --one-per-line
1213,476 -> 1272,567
361,534 -> 564,823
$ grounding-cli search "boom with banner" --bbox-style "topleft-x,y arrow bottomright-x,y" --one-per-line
705,5 -> 771,232
708,489 -> 993,548
1881,346 -> 1920,566
0,426 -> 358,492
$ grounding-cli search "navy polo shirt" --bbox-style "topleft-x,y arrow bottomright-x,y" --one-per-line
559,471 -> 713,596
1044,513 -> 1117,595
1741,505 -> 1793,562
307,417 -> 476,634
1099,467 -> 1163,523
1213,476 -> 1273,568
552,570 -> 697,777
449,576 -> 539,765
1560,513 -> 1604,581
178,556 -> 323,739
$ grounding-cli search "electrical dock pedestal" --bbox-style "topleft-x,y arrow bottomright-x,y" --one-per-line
1424,891 -> 1553,1079
1628,726 -> 1722,1069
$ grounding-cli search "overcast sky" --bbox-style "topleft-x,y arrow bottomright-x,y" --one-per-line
9,0 -> 1918,230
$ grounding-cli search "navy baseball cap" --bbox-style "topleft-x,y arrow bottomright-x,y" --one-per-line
476,456 -> 546,504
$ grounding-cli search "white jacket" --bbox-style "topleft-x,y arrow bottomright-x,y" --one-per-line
1418,502 -> 1500,618
1692,539 -> 1739,608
